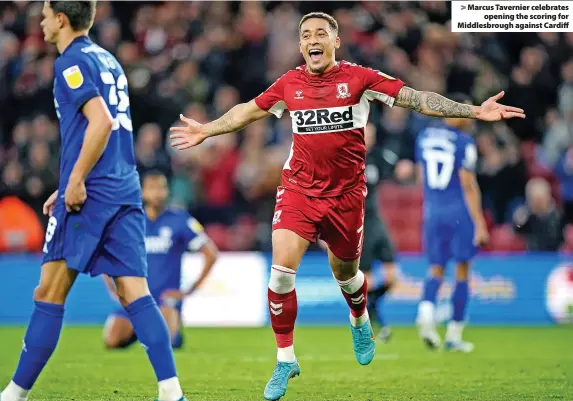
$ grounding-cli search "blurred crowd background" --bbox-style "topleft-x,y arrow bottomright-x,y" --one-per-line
0,1 -> 572,254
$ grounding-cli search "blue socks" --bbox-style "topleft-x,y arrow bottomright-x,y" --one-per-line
421,278 -> 469,322
125,295 -> 177,381
452,281 -> 469,322
10,297 -> 178,395
13,301 -> 64,390
422,277 -> 442,303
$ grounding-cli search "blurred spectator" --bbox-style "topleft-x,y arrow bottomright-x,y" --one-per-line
168,150 -> 196,210
211,85 -> 240,119
135,123 -> 170,176
97,19 -> 122,54
558,58 -> 573,117
477,131 -> 527,223
554,147 -> 573,224
266,3 -> 301,81
172,60 -> 209,105
513,178 -> 564,251
541,108 -> 573,168
235,120 -> 269,200
194,134 -> 239,225
376,108 -> 414,179
23,141 -> 58,225
31,114 -> 59,152
0,160 -> 25,199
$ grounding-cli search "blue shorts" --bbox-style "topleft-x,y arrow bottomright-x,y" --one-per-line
423,213 -> 477,267
42,198 -> 147,278
112,295 -> 182,320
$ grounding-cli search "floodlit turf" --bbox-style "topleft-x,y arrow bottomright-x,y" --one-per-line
0,326 -> 571,401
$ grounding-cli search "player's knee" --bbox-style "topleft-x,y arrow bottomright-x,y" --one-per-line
429,266 -> 445,280
331,258 -> 359,281
103,316 -> 135,349
455,262 -> 470,281
33,283 -> 67,304
103,335 -> 123,349
34,261 -> 76,304
271,229 -> 308,270
272,238 -> 303,272
103,316 -> 119,348
103,334 -> 136,349
271,251 -> 300,273
114,276 -> 151,306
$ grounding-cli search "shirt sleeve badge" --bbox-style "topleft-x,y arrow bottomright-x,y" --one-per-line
63,65 -> 84,89
188,217 -> 204,234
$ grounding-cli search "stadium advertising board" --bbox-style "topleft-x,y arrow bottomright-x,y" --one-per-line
180,252 -> 268,327
0,253 -> 571,326
264,252 -> 572,326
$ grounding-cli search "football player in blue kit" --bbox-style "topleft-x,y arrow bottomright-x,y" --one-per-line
414,93 -> 490,352
103,171 -> 219,350
1,3 -> 187,401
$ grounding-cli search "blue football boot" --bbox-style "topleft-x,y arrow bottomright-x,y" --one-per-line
350,320 -> 376,365
263,360 -> 301,400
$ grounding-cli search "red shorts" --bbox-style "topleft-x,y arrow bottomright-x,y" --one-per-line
272,186 -> 366,262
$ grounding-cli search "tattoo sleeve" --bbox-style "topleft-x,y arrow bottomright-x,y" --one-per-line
394,86 -> 477,118
202,101 -> 269,137
203,109 -> 239,137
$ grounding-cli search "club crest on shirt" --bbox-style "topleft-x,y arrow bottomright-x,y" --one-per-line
336,83 -> 351,99
63,65 -> 84,89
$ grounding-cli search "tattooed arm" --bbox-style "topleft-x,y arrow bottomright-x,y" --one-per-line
170,100 -> 270,150
394,87 -> 526,121
201,100 -> 270,137
394,86 -> 478,118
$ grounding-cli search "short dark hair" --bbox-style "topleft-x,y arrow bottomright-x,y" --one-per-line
298,12 -> 338,35
49,1 -> 96,31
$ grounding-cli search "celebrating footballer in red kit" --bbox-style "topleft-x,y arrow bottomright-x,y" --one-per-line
170,11 -> 525,401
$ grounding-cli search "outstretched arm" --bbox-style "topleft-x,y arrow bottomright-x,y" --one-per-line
172,72 -> 288,150
170,100 -> 270,150
395,87 -> 477,118
201,100 -> 270,137
394,87 -> 525,121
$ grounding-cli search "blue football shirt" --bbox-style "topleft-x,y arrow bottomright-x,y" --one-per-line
415,125 -> 477,217
53,35 -> 141,205
145,209 -> 208,299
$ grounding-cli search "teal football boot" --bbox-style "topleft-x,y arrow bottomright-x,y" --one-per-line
350,320 -> 376,365
263,360 -> 301,400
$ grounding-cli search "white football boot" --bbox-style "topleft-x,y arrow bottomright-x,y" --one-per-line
444,320 -> 474,353
417,301 -> 442,349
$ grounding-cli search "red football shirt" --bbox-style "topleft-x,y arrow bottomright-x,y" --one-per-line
255,61 -> 405,197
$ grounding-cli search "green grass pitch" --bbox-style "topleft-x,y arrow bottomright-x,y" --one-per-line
0,326 -> 571,401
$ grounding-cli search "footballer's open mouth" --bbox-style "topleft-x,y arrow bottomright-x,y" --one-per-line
308,49 -> 323,62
